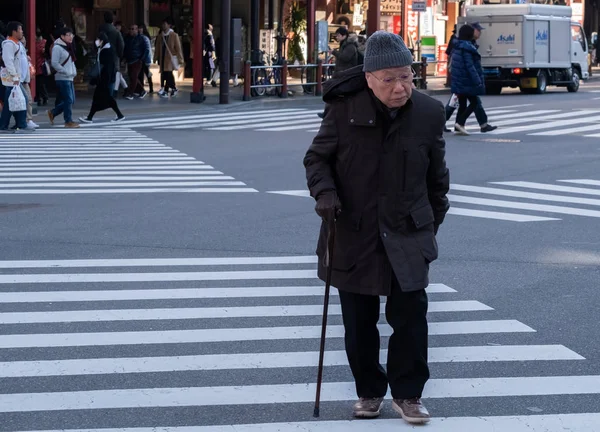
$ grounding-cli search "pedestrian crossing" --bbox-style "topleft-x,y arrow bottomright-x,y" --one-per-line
268,178 -> 600,223
0,255 -> 597,431
77,104 -> 600,138
0,129 -> 256,194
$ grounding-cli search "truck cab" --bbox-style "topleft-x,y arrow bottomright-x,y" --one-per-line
461,4 -> 588,94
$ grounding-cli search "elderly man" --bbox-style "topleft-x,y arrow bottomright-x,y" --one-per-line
304,31 -> 450,425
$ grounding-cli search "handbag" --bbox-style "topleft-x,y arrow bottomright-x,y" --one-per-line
163,35 -> 180,70
8,86 -> 27,112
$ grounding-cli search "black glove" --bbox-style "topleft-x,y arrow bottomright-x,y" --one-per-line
315,190 -> 341,222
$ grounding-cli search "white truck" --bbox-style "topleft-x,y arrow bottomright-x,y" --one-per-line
459,4 -> 589,94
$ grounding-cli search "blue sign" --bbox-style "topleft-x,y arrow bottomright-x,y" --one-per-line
535,30 -> 548,45
497,34 -> 516,44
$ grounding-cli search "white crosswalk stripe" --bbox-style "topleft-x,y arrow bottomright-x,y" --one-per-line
67,105 -> 600,138
268,178 -> 600,223
0,255 -> 596,431
0,129 -> 256,194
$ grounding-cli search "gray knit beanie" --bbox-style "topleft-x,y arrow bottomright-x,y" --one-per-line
363,31 -> 414,72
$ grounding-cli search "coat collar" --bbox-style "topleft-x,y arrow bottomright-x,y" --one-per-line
347,88 -> 414,128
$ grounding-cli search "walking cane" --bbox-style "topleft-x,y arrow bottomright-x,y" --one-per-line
313,216 -> 336,418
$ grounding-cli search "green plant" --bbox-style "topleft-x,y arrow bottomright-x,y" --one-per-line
285,1 -> 306,63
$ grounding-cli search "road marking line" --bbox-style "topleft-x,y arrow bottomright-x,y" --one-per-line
0,301 -> 491,324
0,320 -> 535,348
26,414 -> 600,432
491,181 -> 600,197
0,345 -> 582,378
448,194 -> 600,217
3,376 -> 600,412
0,188 -> 258,194
451,184 -> 600,206
0,283 -> 455,302
447,207 -> 559,222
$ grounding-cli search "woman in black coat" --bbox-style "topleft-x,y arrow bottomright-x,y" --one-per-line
79,32 -> 125,123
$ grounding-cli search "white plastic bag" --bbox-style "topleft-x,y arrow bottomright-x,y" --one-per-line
8,85 -> 27,112
448,93 -> 459,109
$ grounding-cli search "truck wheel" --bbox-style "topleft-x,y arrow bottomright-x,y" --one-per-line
534,72 -> 547,94
567,69 -> 580,93
485,84 -> 502,95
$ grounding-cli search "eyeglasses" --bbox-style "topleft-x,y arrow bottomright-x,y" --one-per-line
370,69 -> 416,86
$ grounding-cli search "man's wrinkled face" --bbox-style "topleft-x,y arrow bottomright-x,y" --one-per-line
366,66 -> 414,109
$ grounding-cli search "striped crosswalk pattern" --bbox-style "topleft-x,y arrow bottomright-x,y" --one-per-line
268,178 -> 600,223
0,255 -> 597,431
0,129 -> 256,194
77,104 -> 600,138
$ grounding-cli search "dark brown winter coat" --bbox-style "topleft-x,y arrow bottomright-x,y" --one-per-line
304,66 -> 450,296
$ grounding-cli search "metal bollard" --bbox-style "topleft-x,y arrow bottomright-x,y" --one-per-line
243,60 -> 251,101
316,60 -> 323,96
420,56 -> 428,90
281,62 -> 288,98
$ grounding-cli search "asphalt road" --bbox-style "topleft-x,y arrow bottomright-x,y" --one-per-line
0,81 -> 599,431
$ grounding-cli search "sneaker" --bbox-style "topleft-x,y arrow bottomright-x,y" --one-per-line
481,124 -> 498,133
157,88 -> 166,96
159,91 -> 169,98
47,110 -> 55,125
124,95 -> 134,101
454,124 -> 469,136
317,112 -> 324,119
138,90 -> 148,99
170,88 -> 179,97
392,398 -> 430,424
352,397 -> 384,418
79,117 -> 93,123
111,116 -> 126,122
27,121 -> 40,129
65,122 -> 80,128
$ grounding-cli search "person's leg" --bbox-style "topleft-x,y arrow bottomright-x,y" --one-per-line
23,84 -> 34,123
339,290 -> 388,399
386,286 -> 429,399
455,95 -> 468,126
0,88 -> 13,129
110,96 -> 124,119
474,96 -> 497,132
62,81 -> 75,124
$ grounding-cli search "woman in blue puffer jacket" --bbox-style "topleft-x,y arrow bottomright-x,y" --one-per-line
450,24 -> 485,135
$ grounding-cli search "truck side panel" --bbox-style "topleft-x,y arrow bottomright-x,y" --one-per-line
533,20 -> 550,64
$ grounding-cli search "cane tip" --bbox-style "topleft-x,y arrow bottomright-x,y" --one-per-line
313,407 -> 320,418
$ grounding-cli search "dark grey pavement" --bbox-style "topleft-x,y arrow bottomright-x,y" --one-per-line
0,79 -> 600,431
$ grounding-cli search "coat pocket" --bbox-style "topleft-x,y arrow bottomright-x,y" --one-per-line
410,204 -> 438,263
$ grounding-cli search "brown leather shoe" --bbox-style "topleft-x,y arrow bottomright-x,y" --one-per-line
65,122 -> 80,128
353,397 -> 383,418
47,110 -> 54,125
393,398 -> 430,424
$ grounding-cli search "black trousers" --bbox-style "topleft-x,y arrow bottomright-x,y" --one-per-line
456,94 -> 480,126
338,276 -> 429,400
161,71 -> 176,92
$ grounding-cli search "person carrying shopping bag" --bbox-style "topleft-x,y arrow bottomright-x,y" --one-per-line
0,21 -> 29,131
154,17 -> 183,98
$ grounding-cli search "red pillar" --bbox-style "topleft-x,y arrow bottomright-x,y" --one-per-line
307,0 -> 316,64
191,0 -> 205,103
27,0 -> 36,100
367,0 -> 380,36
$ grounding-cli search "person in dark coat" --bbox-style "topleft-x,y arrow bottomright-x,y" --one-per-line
79,33 -> 124,123
450,24 -> 486,135
304,31 -> 449,425
98,12 -> 124,66
330,26 -> 358,74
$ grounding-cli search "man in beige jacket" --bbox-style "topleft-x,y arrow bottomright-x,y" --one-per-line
154,17 -> 184,98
